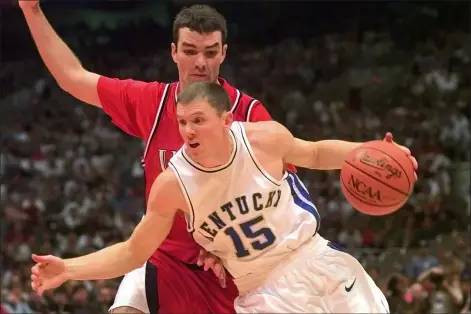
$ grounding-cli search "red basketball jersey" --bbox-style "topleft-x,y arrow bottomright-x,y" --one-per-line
97,77 -> 273,263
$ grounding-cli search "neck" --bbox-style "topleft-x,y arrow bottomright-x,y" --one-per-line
187,131 -> 233,169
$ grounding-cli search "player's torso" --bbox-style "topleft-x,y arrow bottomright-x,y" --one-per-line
141,80 -> 259,263
169,122 -> 321,279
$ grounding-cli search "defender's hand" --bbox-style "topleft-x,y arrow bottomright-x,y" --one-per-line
197,248 -> 226,288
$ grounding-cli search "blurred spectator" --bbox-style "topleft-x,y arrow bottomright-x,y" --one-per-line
407,244 -> 440,280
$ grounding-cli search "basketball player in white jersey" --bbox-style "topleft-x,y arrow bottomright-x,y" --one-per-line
31,82 -> 418,313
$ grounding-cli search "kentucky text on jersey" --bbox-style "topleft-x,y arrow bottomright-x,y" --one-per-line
199,189 -> 282,241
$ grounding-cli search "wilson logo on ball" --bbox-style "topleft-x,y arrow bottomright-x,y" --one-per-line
358,152 -> 402,179
348,175 -> 381,201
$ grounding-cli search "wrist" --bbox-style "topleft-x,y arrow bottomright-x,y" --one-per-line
63,259 -> 75,281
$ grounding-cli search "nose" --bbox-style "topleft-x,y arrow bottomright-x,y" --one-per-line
184,124 -> 195,138
195,53 -> 206,70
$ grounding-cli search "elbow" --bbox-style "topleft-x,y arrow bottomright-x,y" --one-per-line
56,77 -> 72,93
56,68 -> 86,93
309,143 -> 321,169
117,241 -> 145,272
126,240 -> 152,270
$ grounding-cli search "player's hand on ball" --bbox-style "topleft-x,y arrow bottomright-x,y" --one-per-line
18,0 -> 39,10
197,248 -> 226,288
383,132 -> 418,181
31,254 -> 68,296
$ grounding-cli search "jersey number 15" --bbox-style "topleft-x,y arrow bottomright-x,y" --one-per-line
224,215 -> 276,258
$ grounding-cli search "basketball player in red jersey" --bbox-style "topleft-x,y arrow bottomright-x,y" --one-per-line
20,1 -> 280,313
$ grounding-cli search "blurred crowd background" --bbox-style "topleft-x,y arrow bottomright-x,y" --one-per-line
1,2 -> 470,314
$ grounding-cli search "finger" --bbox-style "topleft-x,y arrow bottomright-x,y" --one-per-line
400,146 -> 411,156
197,249 -> 208,266
220,277 -> 226,288
212,264 -> 226,288
31,264 -> 43,276
31,280 -> 43,292
384,132 -> 393,143
414,172 -> 418,181
204,256 -> 216,271
32,254 -> 53,264
410,156 -> 418,170
31,280 -> 39,291
219,270 -> 226,288
211,263 -> 222,278
40,275 -> 64,294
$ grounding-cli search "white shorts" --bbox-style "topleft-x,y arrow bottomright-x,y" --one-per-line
235,235 -> 390,313
109,262 -> 154,313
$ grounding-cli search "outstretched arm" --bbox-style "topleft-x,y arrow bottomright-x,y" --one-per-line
19,0 -> 165,140
247,121 -> 361,170
285,137 -> 361,170
249,121 -> 416,171
19,0 -> 101,106
64,170 -> 177,280
31,170 -> 183,294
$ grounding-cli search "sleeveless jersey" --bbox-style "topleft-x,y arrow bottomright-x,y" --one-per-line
139,80 -> 269,263
168,122 -> 320,288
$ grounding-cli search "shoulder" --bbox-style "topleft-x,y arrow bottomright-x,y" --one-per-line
220,78 -> 269,122
97,76 -> 171,101
242,121 -> 291,139
147,168 -> 184,210
241,121 -> 292,154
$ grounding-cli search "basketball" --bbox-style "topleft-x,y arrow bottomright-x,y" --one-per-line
340,140 -> 415,216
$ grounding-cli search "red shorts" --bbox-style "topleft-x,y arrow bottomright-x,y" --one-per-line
147,251 -> 238,314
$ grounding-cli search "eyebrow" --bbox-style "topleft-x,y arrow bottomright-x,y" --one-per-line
181,42 -> 220,49
177,111 -> 206,119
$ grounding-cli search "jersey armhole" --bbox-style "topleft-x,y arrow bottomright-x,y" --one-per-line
168,161 -> 195,233
141,83 -> 171,165
244,99 -> 258,121
233,122 -> 288,187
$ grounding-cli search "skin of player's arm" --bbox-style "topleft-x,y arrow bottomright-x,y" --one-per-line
252,121 -> 361,170
20,2 -> 101,106
63,170 -> 181,281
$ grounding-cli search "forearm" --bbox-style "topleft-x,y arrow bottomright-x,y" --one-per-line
460,294 -> 470,313
446,285 -> 463,305
64,241 -> 142,281
313,140 -> 361,170
21,5 -> 83,89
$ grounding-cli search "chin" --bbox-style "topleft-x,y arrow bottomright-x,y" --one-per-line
189,75 -> 211,83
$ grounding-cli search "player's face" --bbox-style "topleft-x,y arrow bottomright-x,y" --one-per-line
171,28 -> 227,89
176,99 -> 232,157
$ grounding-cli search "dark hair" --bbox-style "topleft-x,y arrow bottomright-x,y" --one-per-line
387,275 -> 400,295
429,272 -> 445,286
173,5 -> 228,45
176,82 -> 231,115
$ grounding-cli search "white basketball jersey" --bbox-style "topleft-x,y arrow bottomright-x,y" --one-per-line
168,122 -> 320,289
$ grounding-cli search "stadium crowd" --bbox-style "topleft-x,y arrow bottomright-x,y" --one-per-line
1,2 -> 470,314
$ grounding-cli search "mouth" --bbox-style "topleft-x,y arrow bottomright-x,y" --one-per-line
189,143 -> 200,148
190,74 -> 209,80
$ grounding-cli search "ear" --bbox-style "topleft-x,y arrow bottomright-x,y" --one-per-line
171,43 -> 178,64
223,111 -> 233,127
221,44 -> 227,63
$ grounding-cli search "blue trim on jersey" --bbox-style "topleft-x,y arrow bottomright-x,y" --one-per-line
286,172 -> 321,233
327,241 -> 345,252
